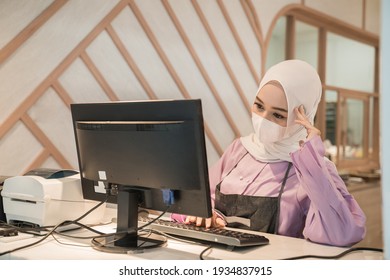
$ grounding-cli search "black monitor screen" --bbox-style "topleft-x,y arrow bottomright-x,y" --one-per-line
70,99 -> 212,252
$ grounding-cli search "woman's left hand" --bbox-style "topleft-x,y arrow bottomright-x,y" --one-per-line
294,105 -> 321,144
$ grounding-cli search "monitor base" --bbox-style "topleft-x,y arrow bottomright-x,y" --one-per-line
91,233 -> 166,254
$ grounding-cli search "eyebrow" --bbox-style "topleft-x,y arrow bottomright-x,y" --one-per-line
255,96 -> 288,113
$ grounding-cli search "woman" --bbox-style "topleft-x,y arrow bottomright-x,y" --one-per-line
178,60 -> 366,247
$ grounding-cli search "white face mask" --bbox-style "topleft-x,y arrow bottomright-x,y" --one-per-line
252,113 -> 287,144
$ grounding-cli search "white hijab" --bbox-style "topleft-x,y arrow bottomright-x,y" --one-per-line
241,60 -> 322,162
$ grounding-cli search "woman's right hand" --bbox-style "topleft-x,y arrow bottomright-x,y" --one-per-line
185,211 -> 226,228
294,105 -> 321,143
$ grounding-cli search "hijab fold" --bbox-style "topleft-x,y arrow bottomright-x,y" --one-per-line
241,60 -> 322,162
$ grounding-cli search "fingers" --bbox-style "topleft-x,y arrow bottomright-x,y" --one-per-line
298,104 -> 305,114
185,215 -> 197,224
185,215 -> 206,227
294,105 -> 321,141
205,217 -> 212,228
215,217 -> 226,228
184,213 -> 226,228
211,211 -> 225,228
294,105 -> 313,128
196,217 -> 204,227
294,105 -> 308,123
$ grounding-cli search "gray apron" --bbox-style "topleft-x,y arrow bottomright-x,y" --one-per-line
214,152 -> 292,234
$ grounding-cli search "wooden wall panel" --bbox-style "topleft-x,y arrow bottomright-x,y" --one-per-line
305,0 -> 364,28
365,0 -> 380,34
220,0 -> 261,85
0,121 -> 43,175
59,58 -> 111,103
251,0 -> 300,43
0,0 -> 379,176
195,0 -> 254,125
0,0 -> 55,51
0,0 -> 119,125
86,32 -> 149,101
26,87 -> 78,169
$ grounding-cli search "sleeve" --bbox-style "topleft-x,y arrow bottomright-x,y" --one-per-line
290,135 -> 366,246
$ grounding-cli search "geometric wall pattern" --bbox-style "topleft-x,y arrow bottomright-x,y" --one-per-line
0,0 -> 379,175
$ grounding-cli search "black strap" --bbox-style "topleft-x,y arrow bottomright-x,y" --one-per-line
274,162 -> 293,234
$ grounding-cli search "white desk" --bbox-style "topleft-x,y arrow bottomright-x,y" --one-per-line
0,220 -> 383,260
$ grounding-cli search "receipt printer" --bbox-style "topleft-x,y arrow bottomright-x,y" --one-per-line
1,168 -> 105,227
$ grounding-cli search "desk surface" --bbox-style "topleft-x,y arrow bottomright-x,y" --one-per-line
0,224 -> 383,260
0,207 -> 384,260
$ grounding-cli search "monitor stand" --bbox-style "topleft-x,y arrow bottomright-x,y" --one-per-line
91,188 -> 166,254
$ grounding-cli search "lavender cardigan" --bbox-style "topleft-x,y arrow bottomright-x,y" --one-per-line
173,135 -> 366,246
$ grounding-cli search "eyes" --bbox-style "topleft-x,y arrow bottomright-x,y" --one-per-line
254,102 -> 287,120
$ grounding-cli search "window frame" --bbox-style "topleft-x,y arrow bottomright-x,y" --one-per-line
283,8 -> 380,171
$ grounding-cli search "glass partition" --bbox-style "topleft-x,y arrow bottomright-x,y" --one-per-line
342,97 -> 365,159
266,16 -> 286,70
295,21 -> 318,69
326,32 -> 375,92
268,12 -> 379,170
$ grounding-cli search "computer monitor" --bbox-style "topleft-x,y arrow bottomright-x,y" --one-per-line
70,99 -> 212,253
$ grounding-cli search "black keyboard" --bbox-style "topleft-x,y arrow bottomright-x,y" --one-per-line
138,216 -> 269,247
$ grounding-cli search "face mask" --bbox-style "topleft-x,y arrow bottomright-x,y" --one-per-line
252,113 -> 287,143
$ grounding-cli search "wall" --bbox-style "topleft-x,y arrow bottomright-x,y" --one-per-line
0,0 -> 380,176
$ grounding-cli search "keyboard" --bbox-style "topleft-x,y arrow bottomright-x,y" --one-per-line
138,216 -> 269,247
